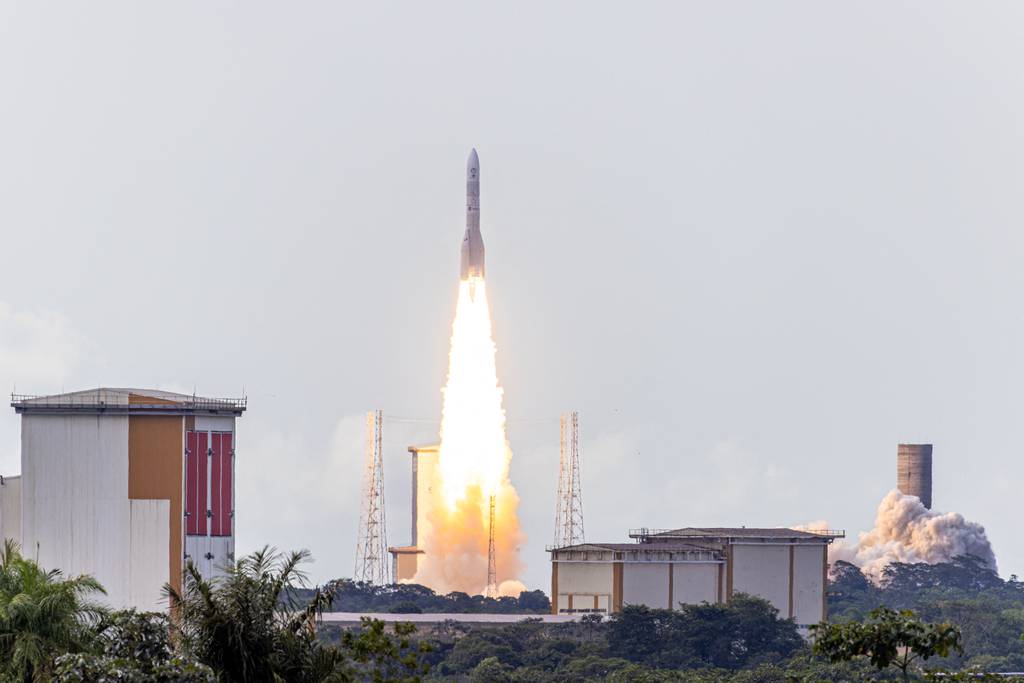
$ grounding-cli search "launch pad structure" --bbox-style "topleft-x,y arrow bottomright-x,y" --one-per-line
387,413 -> 587,593
387,444 -> 436,582
354,410 -> 391,585
485,495 -> 498,598
554,412 -> 585,548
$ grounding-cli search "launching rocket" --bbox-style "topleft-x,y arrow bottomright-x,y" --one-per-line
460,148 -> 485,280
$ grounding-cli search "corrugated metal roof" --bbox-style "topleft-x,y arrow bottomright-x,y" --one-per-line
635,527 -> 843,540
11,388 -> 246,415
548,542 -> 723,555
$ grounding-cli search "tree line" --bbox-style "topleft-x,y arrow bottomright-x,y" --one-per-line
3,541 -> 1024,681
287,580 -> 550,615
0,540 -> 428,682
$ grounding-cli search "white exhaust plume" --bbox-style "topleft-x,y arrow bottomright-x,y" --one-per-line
411,279 -> 525,595
829,489 -> 996,582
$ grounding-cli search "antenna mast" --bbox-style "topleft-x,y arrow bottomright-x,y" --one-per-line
485,494 -> 498,598
553,411 -> 585,548
354,410 -> 390,585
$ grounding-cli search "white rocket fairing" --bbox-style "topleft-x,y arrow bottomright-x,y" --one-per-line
460,148 -> 485,280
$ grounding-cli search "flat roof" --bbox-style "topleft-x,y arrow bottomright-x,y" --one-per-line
630,527 -> 845,541
11,388 -> 246,416
549,541 -> 719,553
388,546 -> 425,555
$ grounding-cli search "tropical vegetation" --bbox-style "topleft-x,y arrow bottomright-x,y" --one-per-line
3,542 -> 1024,681
0,539 -> 106,682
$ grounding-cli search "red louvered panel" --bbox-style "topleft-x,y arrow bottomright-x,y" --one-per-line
221,433 -> 233,536
211,433 -> 233,536
208,436 -> 223,536
186,431 -> 199,535
196,431 -> 208,536
209,433 -> 222,536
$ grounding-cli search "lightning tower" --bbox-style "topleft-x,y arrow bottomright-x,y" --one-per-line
485,494 -> 498,598
354,410 -> 391,585
553,411 -> 585,547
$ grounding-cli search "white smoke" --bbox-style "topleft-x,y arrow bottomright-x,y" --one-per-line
829,489 -> 996,582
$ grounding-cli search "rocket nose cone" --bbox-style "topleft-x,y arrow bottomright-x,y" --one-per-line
467,148 -> 479,179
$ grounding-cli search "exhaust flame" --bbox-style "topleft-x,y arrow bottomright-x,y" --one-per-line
413,278 -> 525,595
829,490 -> 997,582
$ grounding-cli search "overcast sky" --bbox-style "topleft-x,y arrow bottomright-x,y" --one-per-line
1,2 -> 1022,591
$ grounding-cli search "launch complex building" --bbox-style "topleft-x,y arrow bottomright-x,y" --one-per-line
0,389 -> 245,611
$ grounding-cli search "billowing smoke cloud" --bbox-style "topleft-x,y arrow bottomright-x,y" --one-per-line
830,489 -> 996,582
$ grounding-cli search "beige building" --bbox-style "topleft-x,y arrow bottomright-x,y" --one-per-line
549,527 -> 843,627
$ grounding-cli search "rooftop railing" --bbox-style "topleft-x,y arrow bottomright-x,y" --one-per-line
11,393 -> 247,410
628,527 -> 846,539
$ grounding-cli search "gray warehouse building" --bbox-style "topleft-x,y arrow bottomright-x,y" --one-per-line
549,527 -> 843,628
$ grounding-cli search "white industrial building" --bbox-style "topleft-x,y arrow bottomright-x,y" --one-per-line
549,527 -> 843,627
0,389 -> 245,611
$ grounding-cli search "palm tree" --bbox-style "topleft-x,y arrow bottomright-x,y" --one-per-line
164,546 -> 344,683
0,539 -> 107,682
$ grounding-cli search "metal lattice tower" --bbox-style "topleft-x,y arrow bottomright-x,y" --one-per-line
553,411 -> 585,548
354,410 -> 390,585
485,494 -> 498,598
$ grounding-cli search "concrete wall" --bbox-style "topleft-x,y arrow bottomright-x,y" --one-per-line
554,562 -> 614,612
415,452 -> 436,548
731,544 -> 790,613
557,561 -> 614,594
0,476 -> 21,546
395,553 -> 419,582
623,563 -> 668,608
22,414 -> 132,607
128,500 -> 170,611
898,443 -> 933,509
673,563 -> 719,606
792,544 -> 825,626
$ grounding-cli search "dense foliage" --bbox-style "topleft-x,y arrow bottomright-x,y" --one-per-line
813,607 -> 963,682
53,610 -> 215,682
0,539 -> 106,682
165,547 -> 344,682
289,580 -> 550,615
165,546 -> 432,682
829,555 -> 1024,672
5,541 -> 1024,681
0,543 -> 430,683
402,594 -> 809,680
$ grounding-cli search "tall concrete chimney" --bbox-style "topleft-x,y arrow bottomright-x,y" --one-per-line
897,443 -> 933,509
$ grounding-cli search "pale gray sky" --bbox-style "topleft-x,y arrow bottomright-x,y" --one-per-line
1,2 -> 1022,591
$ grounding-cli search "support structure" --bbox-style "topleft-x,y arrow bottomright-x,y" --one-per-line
485,494 -> 498,598
553,411 -> 585,548
354,410 -> 390,585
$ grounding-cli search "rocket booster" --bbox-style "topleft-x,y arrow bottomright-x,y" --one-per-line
460,148 -> 485,280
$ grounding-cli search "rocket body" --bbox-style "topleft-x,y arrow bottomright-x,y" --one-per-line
460,148 -> 485,280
